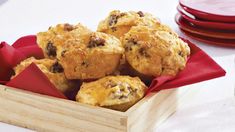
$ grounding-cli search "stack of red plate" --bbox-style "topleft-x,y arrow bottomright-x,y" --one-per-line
176,0 -> 235,47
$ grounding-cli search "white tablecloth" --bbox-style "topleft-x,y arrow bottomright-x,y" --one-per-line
0,0 -> 235,131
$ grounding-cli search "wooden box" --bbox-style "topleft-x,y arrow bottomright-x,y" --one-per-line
0,84 -> 196,132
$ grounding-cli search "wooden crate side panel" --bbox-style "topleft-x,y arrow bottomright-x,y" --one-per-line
148,85 -> 199,131
0,86 -> 127,132
0,84 -> 197,132
127,87 -> 192,132
126,89 -> 178,132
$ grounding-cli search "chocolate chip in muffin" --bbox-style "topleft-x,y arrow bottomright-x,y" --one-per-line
73,67 -> 77,72
106,80 -> 117,88
110,90 -> 123,99
119,13 -> 126,17
87,36 -> 105,48
178,51 -> 184,57
61,50 -> 67,57
127,86 -> 132,92
51,62 -> 64,73
137,11 -> 144,17
127,86 -> 136,92
128,87 -> 138,95
81,61 -> 89,68
111,27 -> 117,32
109,14 -> 119,26
139,47 -> 150,58
119,95 -> 128,99
124,45 -> 132,51
64,23 -> 74,31
109,12 -> 126,27
46,42 -> 57,57
128,38 -> 138,45
11,70 -> 15,76
124,38 -> 138,51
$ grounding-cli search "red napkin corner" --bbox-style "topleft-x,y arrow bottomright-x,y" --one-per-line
0,35 -> 44,82
147,38 -> 226,93
0,35 -> 66,99
12,35 -> 43,59
0,42 -> 26,81
6,63 -> 67,99
0,35 -> 68,99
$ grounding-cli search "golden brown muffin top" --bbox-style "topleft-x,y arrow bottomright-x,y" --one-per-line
123,25 -> 190,76
13,57 -> 63,76
97,10 -> 177,38
37,23 -> 92,58
98,10 -> 159,31
58,31 -> 124,59
13,57 -> 75,93
76,76 -> 147,107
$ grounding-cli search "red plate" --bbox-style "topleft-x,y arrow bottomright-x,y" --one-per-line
175,13 -> 235,39
177,5 -> 235,30
180,29 -> 235,47
180,0 -> 235,22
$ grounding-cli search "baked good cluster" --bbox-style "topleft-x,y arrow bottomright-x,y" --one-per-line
12,10 -> 190,111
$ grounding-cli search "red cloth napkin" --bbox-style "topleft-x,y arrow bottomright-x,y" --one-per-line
0,81 -> 7,84
0,35 -> 68,99
0,35 -> 44,82
147,39 -> 226,93
12,35 -> 43,59
0,35 -> 226,99
0,42 -> 26,81
6,63 -> 67,99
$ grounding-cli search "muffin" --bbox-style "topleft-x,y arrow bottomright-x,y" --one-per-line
58,32 -> 124,80
123,25 -> 190,77
13,57 -> 75,93
76,76 -> 147,111
97,10 -> 175,39
37,23 -> 91,59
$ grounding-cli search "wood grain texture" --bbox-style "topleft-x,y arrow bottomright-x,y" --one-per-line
0,85 -> 196,132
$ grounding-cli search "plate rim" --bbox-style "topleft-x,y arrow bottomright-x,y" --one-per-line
177,5 -> 235,30
180,29 -> 235,47
179,0 -> 235,22
175,13 -> 235,39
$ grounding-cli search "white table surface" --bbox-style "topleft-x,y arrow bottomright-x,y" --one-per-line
0,0 -> 235,131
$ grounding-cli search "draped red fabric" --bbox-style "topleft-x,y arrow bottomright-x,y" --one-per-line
6,63 -> 67,99
0,35 -> 226,98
